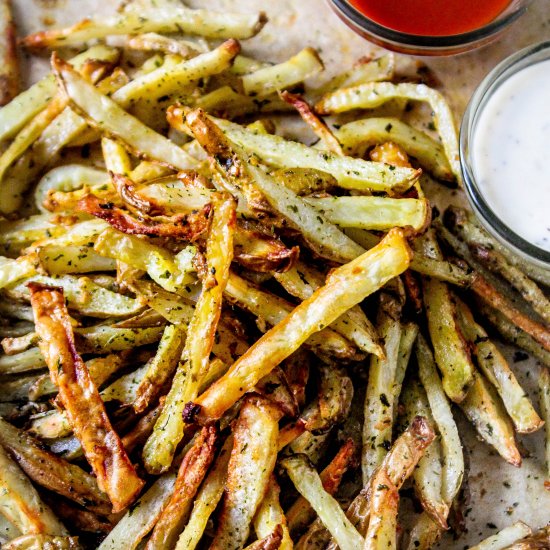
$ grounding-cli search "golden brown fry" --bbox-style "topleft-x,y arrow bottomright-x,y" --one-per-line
191,228 -> 411,423
29,283 -> 144,512
0,0 -> 18,106
146,425 -> 218,550
471,274 -> 550,353
280,90 -> 343,155
256,366 -> 299,418
363,470 -> 399,550
210,397 -> 280,550
277,419 -> 307,451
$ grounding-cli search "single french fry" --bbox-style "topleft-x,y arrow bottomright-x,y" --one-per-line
362,291 -> 403,483
460,372 -> 521,466
470,521 -> 533,550
210,398 -> 279,550
23,7 -> 266,48
29,284 -> 144,512
191,228 -> 411,423
416,334 -> 464,505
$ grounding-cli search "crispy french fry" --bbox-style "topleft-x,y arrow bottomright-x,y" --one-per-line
253,476 -> 293,550
455,297 -> 543,434
244,525 -> 283,550
415,334 -> 464,505
0,417 -> 110,515
191,228 -> 411,423
283,454 -> 364,550
501,525 -> 550,549
146,426 -> 217,549
174,436 -> 233,550
460,371 -> 521,466
76,324 -> 163,353
477,302 -> 550,367
29,284 -> 144,512
405,513 -> 444,550
417,231 -> 474,402
0,444 -> 67,536
98,472 -> 177,550
363,291 -> 403,482
95,228 -> 197,292
363,469 -> 399,550
133,324 -> 186,413
334,117 -> 454,182
402,381 -> 448,529
470,521 -> 533,550
210,398 -> 279,550
539,367 -> 550,490
315,82 -> 461,182
23,7 -> 266,48
225,271 -> 360,361
303,195 -> 430,232
126,32 -> 205,57
312,54 -> 395,96
144,194 -> 235,473
392,322 -> 419,415
52,55 -> 199,171
242,47 -> 323,98
274,261 -> 383,357
114,40 -> 240,108
445,206 -> 550,312
8,274 -> 143,318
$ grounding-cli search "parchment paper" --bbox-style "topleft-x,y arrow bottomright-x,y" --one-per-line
10,0 -> 550,546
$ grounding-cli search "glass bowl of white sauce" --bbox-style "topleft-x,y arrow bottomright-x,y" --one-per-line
460,40 -> 550,269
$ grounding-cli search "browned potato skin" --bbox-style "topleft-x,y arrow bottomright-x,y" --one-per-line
0,0 -> 19,106
29,283 -> 144,513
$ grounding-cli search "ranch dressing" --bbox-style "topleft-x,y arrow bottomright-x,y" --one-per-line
472,58 -> 550,252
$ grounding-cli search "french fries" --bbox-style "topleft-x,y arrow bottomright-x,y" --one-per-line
0,445 -> 67,536
29,284 -> 144,512
0,9 -> 546,548
470,521 -> 533,550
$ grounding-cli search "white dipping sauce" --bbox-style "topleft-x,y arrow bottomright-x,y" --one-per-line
472,58 -> 550,252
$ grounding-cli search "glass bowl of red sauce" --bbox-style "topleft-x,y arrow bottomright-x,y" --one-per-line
329,0 -> 532,56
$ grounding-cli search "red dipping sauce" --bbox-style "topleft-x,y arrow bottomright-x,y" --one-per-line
349,0 -> 511,36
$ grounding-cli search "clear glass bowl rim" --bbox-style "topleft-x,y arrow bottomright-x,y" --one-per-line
329,0 -> 532,49
460,40 -> 550,268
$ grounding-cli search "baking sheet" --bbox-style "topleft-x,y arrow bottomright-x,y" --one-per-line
10,0 -> 550,546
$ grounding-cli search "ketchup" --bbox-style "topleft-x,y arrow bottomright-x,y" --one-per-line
348,0 -> 511,36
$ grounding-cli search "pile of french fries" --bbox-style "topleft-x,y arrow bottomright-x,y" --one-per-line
0,0 -> 548,548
